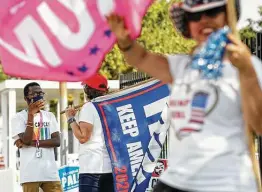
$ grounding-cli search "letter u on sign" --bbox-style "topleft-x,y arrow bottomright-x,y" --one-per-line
0,0 -> 153,82
37,0 -> 95,50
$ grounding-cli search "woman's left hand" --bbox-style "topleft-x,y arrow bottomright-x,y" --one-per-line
226,34 -> 253,73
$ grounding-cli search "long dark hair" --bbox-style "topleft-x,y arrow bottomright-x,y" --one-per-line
84,85 -> 107,100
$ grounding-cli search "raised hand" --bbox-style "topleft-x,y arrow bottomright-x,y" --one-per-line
226,34 -> 252,72
28,100 -> 45,115
106,13 -> 132,47
65,105 -> 77,119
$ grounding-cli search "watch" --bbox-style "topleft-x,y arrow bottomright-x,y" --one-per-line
67,117 -> 76,125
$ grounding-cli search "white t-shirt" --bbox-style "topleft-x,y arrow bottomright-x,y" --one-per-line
77,102 -> 112,174
11,110 -> 60,184
160,54 -> 262,192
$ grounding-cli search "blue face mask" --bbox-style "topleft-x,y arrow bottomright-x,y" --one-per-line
33,95 -> 44,103
27,95 -> 44,104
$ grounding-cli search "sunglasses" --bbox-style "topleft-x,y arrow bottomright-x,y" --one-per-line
27,91 -> 45,98
185,6 -> 226,22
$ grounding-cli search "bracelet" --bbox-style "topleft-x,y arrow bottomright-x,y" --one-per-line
67,117 -> 76,125
118,41 -> 134,52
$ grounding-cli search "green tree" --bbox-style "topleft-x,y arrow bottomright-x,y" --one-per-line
100,0 -> 195,79
0,64 -> 8,82
239,6 -> 262,40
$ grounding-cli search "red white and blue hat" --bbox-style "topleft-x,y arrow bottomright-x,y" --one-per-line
169,0 -> 241,38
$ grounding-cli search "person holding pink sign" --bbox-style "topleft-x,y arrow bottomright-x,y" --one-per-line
107,0 -> 262,192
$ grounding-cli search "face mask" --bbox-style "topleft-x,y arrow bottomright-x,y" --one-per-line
27,95 -> 44,104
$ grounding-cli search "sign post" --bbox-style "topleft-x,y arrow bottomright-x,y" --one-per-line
59,82 -> 68,166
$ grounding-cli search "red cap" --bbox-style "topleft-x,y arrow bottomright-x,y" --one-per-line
81,74 -> 108,91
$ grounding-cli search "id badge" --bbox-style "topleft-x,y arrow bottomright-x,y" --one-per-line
35,148 -> 42,158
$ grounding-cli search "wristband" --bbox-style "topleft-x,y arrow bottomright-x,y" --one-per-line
118,41 -> 134,52
67,117 -> 76,125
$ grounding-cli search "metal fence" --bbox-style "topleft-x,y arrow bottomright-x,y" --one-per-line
256,33 -> 262,60
243,32 -> 262,59
119,71 -> 151,89
243,37 -> 257,55
119,72 -> 169,159
255,32 -> 262,184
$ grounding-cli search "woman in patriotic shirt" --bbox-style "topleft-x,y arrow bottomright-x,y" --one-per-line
107,0 -> 262,191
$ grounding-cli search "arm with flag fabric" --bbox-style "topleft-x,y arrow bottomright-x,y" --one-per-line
226,34 -> 262,134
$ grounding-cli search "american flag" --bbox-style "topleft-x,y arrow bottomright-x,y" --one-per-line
177,91 -> 209,139
189,92 -> 209,124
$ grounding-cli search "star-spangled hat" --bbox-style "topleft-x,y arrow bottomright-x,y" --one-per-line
169,0 -> 241,38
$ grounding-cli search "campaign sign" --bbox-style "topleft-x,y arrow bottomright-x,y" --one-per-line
93,80 -> 170,192
59,166 -> 79,192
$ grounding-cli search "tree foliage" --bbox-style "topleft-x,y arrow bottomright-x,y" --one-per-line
100,0 -> 195,79
0,64 -> 8,82
239,6 -> 262,40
